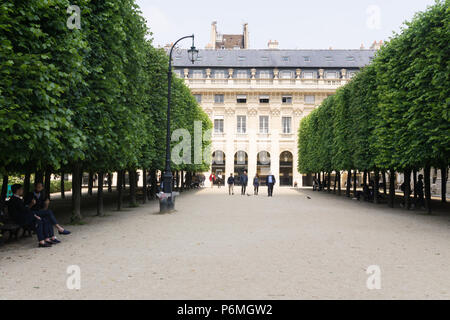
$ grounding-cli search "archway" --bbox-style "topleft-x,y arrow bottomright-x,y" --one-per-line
234,151 -> 248,185
257,151 -> 271,186
279,151 -> 293,186
211,151 -> 226,177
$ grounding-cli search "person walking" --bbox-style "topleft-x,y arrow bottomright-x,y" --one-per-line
267,172 -> 276,197
416,174 -> 425,209
227,173 -> 235,195
253,174 -> 260,195
240,171 -> 248,195
209,173 -> 216,188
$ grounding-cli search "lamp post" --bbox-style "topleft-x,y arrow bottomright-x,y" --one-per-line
161,35 -> 198,213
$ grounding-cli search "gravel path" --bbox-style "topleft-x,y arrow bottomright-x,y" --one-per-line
1,187 -> 449,300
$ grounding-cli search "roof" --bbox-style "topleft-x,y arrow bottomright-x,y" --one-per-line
173,49 -> 376,68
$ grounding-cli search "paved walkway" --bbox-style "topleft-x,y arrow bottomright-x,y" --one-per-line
1,187 -> 449,299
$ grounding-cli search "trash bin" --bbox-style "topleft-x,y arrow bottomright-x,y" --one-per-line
157,192 -> 179,213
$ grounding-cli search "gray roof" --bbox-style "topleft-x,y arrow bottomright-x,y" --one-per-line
173,49 -> 376,68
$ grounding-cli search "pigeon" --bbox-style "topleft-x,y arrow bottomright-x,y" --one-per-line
306,196 -> 311,199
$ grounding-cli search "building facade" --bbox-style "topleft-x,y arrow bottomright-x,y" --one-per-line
173,47 -> 375,187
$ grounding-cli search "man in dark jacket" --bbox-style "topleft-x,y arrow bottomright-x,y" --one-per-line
227,173 -> 235,195
267,173 -> 276,197
25,182 -> 71,238
239,171 -> 248,195
7,184 -> 52,247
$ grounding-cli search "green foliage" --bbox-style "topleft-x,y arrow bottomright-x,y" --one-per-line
298,0 -> 449,174
0,0 -> 211,178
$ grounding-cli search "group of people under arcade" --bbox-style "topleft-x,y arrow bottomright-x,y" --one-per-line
6,182 -> 71,248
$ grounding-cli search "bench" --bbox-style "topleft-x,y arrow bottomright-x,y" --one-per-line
0,203 -> 33,244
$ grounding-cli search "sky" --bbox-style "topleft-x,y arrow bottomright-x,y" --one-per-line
135,0 -> 436,50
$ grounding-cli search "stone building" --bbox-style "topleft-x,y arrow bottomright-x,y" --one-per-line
173,25 -> 376,187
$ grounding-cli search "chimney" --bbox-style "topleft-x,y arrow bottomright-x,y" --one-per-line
243,23 -> 249,49
268,39 -> 279,49
360,43 -> 365,50
206,21 -> 217,49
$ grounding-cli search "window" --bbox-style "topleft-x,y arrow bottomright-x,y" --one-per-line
193,70 -> 203,79
346,56 -> 355,62
325,56 -> 334,62
217,56 -> 224,61
214,70 -> 226,79
280,71 -> 293,79
281,56 -> 290,62
236,95 -> 247,103
259,70 -> 271,79
237,116 -> 247,134
238,56 -> 246,62
348,71 -> 357,79
236,70 -> 248,79
325,72 -> 337,79
282,96 -> 292,104
303,71 -> 314,79
214,94 -> 224,104
259,116 -> 269,134
259,95 -> 270,104
194,94 -> 202,103
174,70 -> 182,78
282,117 -> 292,134
214,117 -> 224,134
304,56 -> 311,62
305,95 -> 315,104
261,56 -> 269,62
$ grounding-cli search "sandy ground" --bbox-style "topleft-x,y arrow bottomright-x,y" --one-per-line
1,187 -> 450,300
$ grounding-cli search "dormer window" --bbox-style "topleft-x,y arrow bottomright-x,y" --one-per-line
304,56 -> 311,62
281,56 -> 290,62
325,56 -> 334,62
346,56 -> 355,62
238,56 -> 246,62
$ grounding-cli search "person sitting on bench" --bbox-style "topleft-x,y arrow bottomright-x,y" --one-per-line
7,184 -> 53,248
25,182 -> 71,239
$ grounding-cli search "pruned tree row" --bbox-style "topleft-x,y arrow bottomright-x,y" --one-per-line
0,0 -> 212,220
298,0 -> 449,212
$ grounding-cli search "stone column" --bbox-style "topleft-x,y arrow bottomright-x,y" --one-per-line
270,108 -> 281,187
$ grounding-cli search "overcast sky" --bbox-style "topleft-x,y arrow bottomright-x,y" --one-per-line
136,0 -> 436,50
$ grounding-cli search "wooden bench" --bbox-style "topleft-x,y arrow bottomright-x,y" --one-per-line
0,203 -> 32,244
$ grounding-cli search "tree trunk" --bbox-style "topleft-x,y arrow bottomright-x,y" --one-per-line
107,173 -> 113,193
24,171 -> 31,194
129,169 -> 137,207
353,170 -> 357,197
180,170 -> 184,192
88,172 -> 94,196
424,165 -> 432,214
35,171 -> 44,184
142,169 -> 147,204
382,170 -> 387,195
327,172 -> 331,193
71,164 -> 82,222
318,172 -> 322,190
117,170 -> 123,211
389,169 -> 395,208
333,171 -> 337,194
374,170 -> 380,204
441,165 -> 447,203
60,171 -> 65,199
97,172 -> 104,216
44,169 -> 51,199
337,172 -> 341,196
404,168 -> 412,210
1,174 -> 9,207
346,170 -> 351,197
363,171 -> 368,187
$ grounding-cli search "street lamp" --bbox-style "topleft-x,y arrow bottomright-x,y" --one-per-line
161,34 -> 197,213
